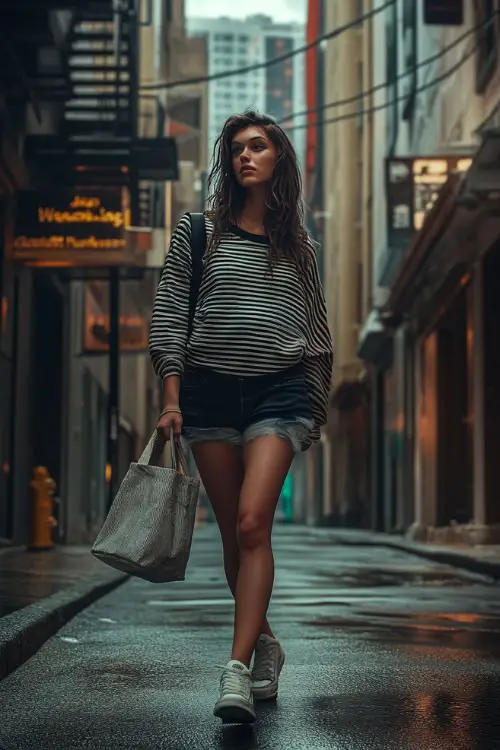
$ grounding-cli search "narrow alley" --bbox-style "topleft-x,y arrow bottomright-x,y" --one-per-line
1,525 -> 499,749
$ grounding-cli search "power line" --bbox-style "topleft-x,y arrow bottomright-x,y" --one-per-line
139,0 -> 396,92
283,13 -> 499,124
285,32 -> 484,131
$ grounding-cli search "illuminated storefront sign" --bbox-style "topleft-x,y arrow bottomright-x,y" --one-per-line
386,156 -> 472,250
10,189 -> 132,264
83,283 -> 149,353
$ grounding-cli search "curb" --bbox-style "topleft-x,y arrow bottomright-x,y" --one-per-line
318,531 -> 500,582
0,570 -> 128,680
378,540 -> 500,581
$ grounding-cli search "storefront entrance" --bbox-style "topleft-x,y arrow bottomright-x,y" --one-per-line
436,287 -> 472,526
0,202 -> 15,541
30,273 -> 65,537
416,285 -> 473,530
483,242 -> 500,525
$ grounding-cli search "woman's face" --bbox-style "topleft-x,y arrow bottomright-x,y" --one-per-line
231,126 -> 277,188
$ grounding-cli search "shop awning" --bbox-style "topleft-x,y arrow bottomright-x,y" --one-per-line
384,128 -> 500,321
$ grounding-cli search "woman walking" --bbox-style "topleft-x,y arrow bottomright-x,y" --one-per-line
149,111 -> 333,724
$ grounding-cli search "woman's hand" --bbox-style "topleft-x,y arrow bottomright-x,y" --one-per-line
156,408 -> 183,441
158,377 -> 182,440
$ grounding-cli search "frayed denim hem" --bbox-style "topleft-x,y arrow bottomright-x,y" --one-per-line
182,417 -> 314,454
181,428 -> 241,451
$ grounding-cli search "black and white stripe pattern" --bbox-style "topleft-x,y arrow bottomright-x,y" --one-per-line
149,213 -> 333,447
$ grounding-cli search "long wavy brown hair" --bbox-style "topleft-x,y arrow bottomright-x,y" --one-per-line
205,111 -> 311,273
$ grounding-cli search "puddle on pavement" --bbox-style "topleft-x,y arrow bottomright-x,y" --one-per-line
216,679 -> 500,749
317,566 -> 481,588
305,609 -> 500,657
298,679 -> 500,750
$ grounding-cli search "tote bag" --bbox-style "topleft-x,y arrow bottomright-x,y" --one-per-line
91,428 -> 200,582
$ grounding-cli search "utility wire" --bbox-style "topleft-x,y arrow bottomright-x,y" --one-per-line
285,31 -> 486,131
283,12 -> 499,124
139,0 -> 396,92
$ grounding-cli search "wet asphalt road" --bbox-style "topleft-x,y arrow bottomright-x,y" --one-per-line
1,525 -> 500,750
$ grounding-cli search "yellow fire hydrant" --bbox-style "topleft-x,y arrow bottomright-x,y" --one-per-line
29,466 -> 57,551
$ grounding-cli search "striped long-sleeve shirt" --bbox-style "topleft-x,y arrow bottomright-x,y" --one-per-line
149,213 -> 333,447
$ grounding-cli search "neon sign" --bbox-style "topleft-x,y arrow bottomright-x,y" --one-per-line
36,195 -> 129,229
11,188 -> 131,264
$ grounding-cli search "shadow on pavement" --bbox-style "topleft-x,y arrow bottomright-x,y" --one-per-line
217,724 -> 257,750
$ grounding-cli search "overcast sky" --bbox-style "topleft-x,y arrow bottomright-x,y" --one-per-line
185,0 -> 306,23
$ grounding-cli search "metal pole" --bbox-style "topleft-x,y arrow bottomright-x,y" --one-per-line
106,0 -> 126,510
107,266 -> 120,510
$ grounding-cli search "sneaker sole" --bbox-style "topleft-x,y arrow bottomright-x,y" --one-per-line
252,649 -> 286,702
214,697 -> 256,724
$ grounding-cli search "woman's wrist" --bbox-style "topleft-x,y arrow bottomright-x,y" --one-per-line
159,406 -> 182,418
162,374 -> 180,411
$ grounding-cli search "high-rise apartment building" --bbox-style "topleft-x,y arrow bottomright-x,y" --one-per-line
187,14 -> 306,167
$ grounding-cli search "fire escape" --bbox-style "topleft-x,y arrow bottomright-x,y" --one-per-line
59,0 -> 140,213
20,0 -> 177,226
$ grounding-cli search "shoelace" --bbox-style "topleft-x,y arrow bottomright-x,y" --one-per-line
252,646 -> 275,681
216,664 -> 251,697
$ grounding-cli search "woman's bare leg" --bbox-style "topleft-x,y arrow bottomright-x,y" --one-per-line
191,441 -> 274,639
231,435 -> 294,667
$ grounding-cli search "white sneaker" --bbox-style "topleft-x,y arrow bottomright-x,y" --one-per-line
213,660 -> 256,723
251,635 -> 286,701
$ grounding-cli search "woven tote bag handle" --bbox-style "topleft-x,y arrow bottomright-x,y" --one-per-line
137,428 -> 187,474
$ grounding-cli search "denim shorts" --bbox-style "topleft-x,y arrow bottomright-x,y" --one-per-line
179,363 -> 313,453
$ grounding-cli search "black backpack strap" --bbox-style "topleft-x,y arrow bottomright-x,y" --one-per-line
188,212 -> 207,338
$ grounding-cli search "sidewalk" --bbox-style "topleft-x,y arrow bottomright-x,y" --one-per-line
0,545 -> 122,617
311,528 -> 500,581
0,545 -> 126,678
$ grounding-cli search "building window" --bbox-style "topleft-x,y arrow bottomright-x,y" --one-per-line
357,160 -> 363,226
474,0 -> 498,92
356,61 -> 364,132
356,261 -> 363,326
355,0 -> 364,26
214,41 -> 234,54
385,3 -> 398,154
402,0 -> 417,121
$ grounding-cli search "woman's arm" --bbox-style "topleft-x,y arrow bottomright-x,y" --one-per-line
149,213 -> 193,384
302,242 -> 334,443
149,214 -> 192,435
161,375 -> 181,411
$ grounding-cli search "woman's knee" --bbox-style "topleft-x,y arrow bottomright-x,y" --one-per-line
237,512 -> 271,551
